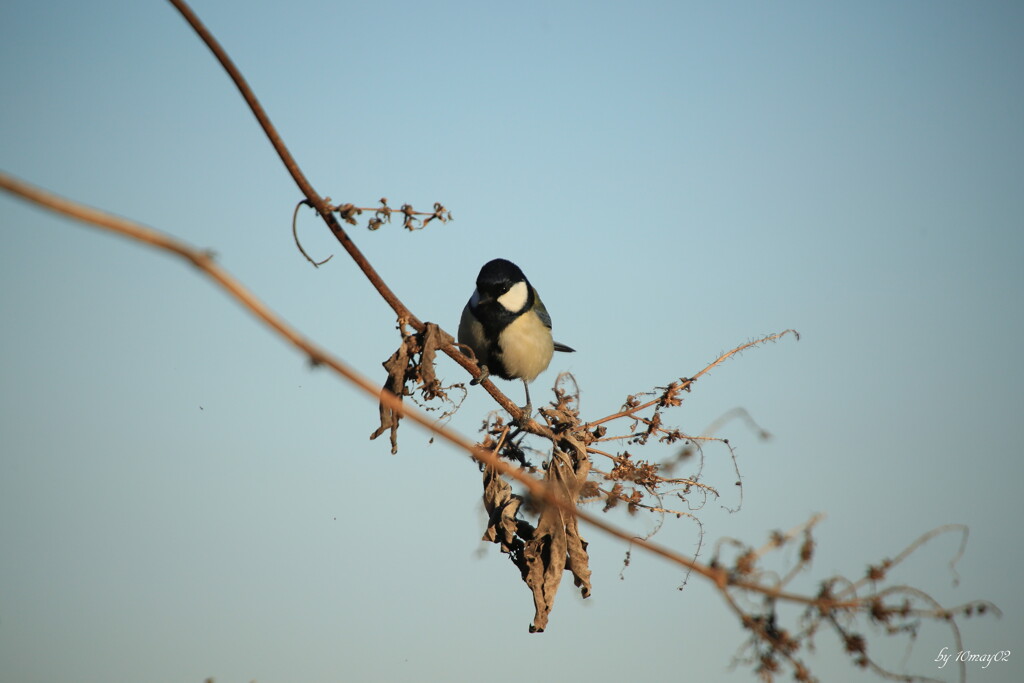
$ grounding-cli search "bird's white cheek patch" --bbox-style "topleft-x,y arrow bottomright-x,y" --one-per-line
497,280 -> 529,312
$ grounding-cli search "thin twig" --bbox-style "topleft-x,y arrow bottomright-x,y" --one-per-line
166,0 -> 524,422
292,199 -> 332,267
586,331 -> 799,429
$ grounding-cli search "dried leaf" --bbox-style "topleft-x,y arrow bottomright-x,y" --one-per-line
369,343 -> 409,454
418,323 -> 453,400
525,451 -> 592,632
369,323 -> 454,454
481,441 -> 592,633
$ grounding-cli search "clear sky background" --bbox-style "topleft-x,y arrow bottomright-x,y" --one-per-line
2,1 -> 1022,682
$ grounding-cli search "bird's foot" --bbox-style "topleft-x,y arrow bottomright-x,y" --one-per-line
470,364 -> 490,386
514,402 -> 533,427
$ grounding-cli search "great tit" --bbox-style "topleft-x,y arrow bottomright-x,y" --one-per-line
458,258 -> 575,416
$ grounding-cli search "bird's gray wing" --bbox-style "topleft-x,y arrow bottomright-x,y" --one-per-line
531,288 -> 553,329
533,288 -> 576,352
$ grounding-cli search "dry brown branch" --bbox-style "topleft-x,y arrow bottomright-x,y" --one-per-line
166,0 -> 522,426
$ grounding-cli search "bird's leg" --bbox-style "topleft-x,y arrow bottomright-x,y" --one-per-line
520,379 -> 533,420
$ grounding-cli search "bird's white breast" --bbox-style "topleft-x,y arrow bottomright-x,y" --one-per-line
497,309 -> 554,382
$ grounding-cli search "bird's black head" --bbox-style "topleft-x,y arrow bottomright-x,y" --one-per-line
475,258 -> 527,298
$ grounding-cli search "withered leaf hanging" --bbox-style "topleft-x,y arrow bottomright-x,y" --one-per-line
482,444 -> 592,632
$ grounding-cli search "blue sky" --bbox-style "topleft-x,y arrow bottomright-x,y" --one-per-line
2,1 -> 1022,681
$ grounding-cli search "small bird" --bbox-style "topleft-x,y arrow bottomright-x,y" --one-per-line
459,258 -> 575,417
